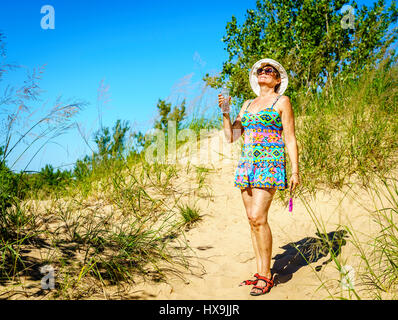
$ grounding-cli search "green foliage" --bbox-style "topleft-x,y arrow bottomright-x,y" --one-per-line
154,99 -> 187,131
0,146 -> 18,210
204,0 -> 398,104
130,131 -> 149,153
178,203 -> 201,228
124,98 -> 189,160
0,145 -> 39,281
73,155 -> 92,181
70,119 -> 134,186
30,164 -> 73,191
69,119 -> 131,185
93,119 -> 130,161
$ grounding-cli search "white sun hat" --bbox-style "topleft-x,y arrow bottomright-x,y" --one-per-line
249,58 -> 288,96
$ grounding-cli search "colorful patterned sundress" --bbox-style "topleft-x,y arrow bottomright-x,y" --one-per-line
234,94 -> 287,190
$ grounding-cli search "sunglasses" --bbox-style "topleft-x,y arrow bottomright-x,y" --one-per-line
256,66 -> 277,76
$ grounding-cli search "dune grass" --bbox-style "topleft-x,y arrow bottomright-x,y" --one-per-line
0,141 -> 214,299
295,175 -> 398,300
178,203 -> 202,229
278,61 -> 398,201
345,176 -> 398,299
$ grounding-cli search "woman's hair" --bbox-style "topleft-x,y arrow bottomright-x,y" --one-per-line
274,78 -> 281,93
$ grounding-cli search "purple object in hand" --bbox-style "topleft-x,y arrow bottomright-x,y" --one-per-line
289,197 -> 293,212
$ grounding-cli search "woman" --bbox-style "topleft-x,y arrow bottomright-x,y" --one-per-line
218,58 -> 300,296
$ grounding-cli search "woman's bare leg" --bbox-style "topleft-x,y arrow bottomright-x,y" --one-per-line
246,187 -> 276,293
241,187 -> 275,276
241,188 -> 261,277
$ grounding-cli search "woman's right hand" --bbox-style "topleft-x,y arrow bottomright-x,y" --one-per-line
218,94 -> 231,110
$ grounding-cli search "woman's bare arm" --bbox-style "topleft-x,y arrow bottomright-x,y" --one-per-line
279,96 -> 299,176
219,97 -> 250,143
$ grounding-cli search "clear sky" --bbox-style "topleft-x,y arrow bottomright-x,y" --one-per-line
0,0 -> 387,172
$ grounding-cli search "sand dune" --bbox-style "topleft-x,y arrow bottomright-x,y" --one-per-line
3,129 -> 394,300
123,129 -> 394,300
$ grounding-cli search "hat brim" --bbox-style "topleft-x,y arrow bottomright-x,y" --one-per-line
249,58 -> 288,96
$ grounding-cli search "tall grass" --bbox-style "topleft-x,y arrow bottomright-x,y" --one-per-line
295,175 -> 398,300
297,191 -> 361,300
283,61 -> 398,198
0,72 -> 86,286
344,176 -> 398,299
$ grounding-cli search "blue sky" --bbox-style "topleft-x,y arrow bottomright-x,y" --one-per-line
0,0 -> 387,172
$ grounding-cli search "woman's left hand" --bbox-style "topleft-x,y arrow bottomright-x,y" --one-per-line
289,173 -> 300,193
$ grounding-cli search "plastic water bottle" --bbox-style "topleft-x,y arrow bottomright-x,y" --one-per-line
221,85 -> 230,113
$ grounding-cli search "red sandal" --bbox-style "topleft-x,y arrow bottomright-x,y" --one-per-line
239,273 -> 260,286
250,274 -> 274,296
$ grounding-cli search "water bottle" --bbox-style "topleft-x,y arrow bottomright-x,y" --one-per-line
221,85 -> 230,113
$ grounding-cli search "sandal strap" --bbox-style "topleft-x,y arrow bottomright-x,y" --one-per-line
240,273 -> 260,286
253,280 -> 273,288
251,284 -> 272,294
252,280 -> 274,293
255,275 -> 274,285
241,279 -> 257,285
250,275 -> 274,295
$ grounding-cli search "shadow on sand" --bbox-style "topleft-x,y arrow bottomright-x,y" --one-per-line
271,230 -> 348,285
